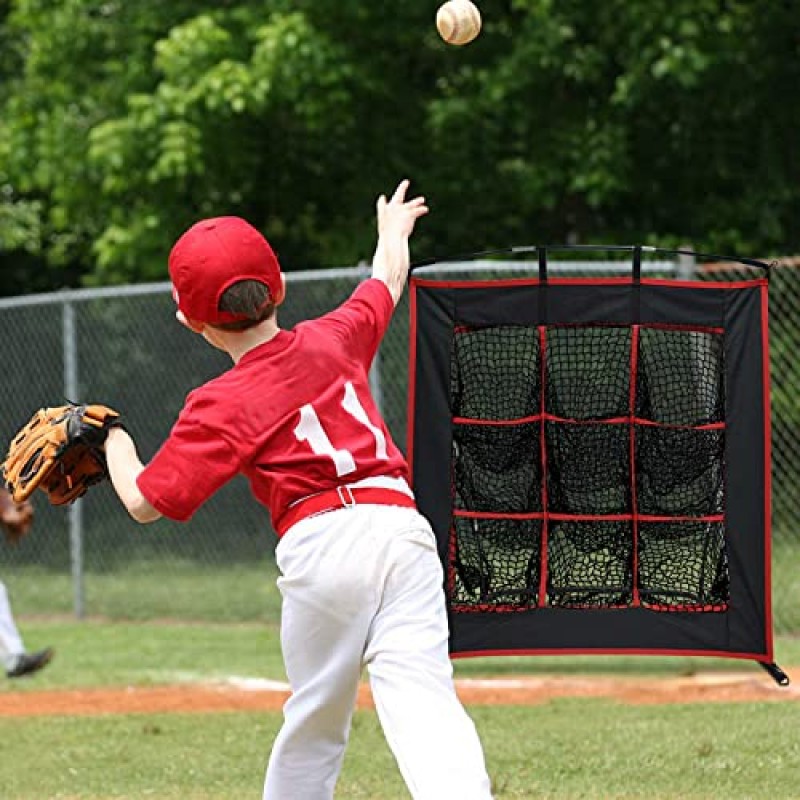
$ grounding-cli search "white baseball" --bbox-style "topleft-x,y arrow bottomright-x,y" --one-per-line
436,0 -> 482,46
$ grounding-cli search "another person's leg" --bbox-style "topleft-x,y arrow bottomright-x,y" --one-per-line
0,580 -> 25,671
0,580 -> 54,678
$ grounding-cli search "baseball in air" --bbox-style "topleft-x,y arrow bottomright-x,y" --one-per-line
436,0 -> 482,46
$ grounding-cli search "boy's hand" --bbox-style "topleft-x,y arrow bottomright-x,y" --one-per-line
376,179 -> 429,241
372,179 -> 429,305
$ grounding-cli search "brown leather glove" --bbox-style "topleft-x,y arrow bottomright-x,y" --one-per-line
2,403 -> 122,506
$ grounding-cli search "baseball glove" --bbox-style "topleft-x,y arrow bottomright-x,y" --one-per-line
0,487 -> 34,544
2,404 -> 122,506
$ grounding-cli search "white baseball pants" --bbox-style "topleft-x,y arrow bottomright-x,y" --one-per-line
0,580 -> 25,671
264,505 -> 493,800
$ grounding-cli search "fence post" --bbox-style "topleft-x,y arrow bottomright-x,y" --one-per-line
63,298 -> 85,619
677,246 -> 696,279
359,262 -> 385,414
369,347 -> 384,414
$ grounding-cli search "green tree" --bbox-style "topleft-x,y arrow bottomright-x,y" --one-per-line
0,0 -> 210,291
1,0 -> 799,295
426,0 -> 800,256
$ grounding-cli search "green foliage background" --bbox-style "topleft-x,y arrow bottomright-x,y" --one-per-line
1,0 -> 799,295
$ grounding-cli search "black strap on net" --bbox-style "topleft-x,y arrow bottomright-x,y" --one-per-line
632,244 -> 641,323
538,246 -> 548,324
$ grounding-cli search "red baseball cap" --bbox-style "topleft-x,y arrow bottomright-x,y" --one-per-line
168,216 -> 283,325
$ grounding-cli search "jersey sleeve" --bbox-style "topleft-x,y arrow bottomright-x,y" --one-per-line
314,278 -> 395,364
136,392 -> 241,522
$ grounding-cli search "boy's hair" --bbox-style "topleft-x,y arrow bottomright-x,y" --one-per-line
214,280 -> 277,331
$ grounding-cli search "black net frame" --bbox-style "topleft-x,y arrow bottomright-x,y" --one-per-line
408,245 -> 784,677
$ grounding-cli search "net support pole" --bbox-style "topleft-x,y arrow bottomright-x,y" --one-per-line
759,661 -> 791,686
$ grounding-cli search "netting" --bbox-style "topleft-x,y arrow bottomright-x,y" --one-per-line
450,322 -> 730,613
636,327 -> 725,425
547,520 -> 633,608
451,325 -> 541,420
451,517 -> 542,608
453,423 -> 541,513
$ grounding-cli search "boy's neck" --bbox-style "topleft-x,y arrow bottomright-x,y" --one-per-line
213,319 -> 282,363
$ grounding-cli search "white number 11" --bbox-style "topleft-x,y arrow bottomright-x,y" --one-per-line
294,381 -> 388,476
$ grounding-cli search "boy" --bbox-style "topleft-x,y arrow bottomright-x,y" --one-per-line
103,180 -> 494,799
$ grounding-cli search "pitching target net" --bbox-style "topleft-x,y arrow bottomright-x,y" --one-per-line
408,246 -> 785,681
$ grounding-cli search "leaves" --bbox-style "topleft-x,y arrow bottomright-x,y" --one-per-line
0,0 -> 799,294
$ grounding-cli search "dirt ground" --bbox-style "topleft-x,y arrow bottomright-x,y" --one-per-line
0,670 -> 797,717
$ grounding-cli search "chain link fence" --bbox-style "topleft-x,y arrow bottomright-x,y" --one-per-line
1,255 -> 798,631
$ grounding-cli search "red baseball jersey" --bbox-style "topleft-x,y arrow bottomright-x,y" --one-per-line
137,279 -> 410,528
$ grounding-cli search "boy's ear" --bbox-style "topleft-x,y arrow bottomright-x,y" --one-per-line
273,273 -> 287,306
176,310 -> 205,333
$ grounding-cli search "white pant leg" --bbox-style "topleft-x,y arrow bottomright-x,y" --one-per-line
364,512 -> 493,800
264,511 -> 383,800
0,580 -> 25,671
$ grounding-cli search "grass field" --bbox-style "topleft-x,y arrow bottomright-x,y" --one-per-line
2,560 -> 285,623
2,699 -> 799,799
2,558 -> 799,799
1,620 -> 799,799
